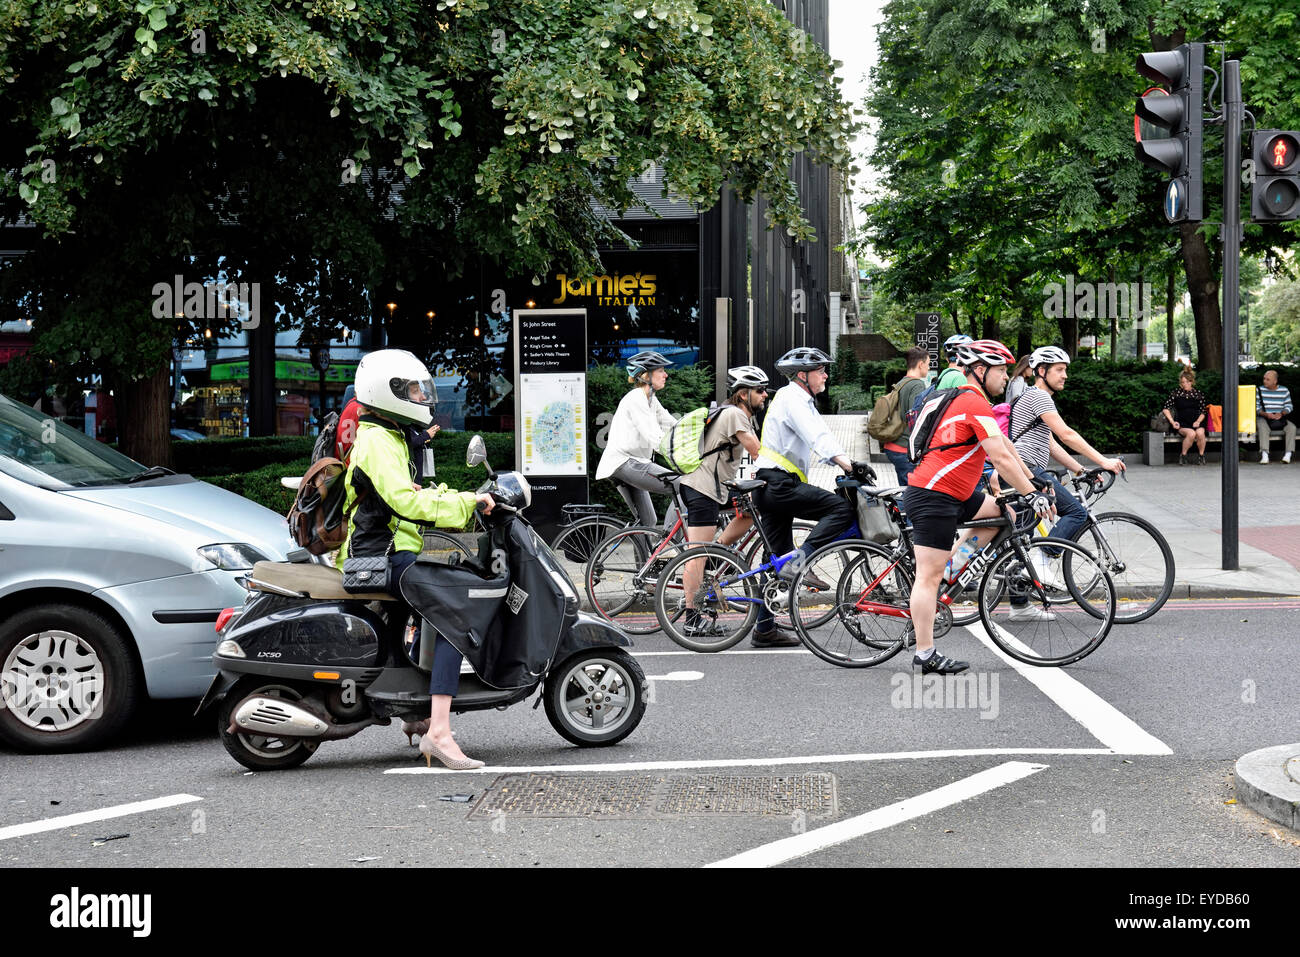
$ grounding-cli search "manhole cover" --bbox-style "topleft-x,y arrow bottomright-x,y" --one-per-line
468,772 -> 837,821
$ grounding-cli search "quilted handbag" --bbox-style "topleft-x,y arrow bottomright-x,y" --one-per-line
341,556 -> 390,593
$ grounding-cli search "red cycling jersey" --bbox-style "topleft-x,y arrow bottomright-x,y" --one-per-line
907,383 -> 1003,499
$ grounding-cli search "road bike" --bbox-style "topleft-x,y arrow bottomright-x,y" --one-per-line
1058,467 -> 1175,623
649,464 -> 886,651
582,474 -> 814,634
790,488 -> 1117,668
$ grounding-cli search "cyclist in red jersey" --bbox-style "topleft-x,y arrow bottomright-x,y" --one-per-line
902,339 -> 1055,675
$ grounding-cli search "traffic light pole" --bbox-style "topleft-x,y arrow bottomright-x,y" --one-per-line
1221,59 -> 1241,571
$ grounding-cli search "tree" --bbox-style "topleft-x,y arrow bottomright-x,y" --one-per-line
0,0 -> 856,463
857,0 -> 1300,369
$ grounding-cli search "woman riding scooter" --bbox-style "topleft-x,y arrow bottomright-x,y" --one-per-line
339,349 -> 496,770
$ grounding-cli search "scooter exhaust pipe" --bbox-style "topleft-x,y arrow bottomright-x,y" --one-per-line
229,695 -> 386,741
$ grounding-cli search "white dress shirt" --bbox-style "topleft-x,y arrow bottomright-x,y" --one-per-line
753,382 -> 846,478
595,387 -> 678,480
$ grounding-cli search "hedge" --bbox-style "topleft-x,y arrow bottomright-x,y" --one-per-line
202,430 -> 517,523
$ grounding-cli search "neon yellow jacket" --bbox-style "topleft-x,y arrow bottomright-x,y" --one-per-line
336,419 -> 478,567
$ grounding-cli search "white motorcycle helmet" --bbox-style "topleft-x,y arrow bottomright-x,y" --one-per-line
354,349 -> 437,427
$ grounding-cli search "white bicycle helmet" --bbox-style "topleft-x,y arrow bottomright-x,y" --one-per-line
354,349 -> 437,427
943,334 -> 974,360
1029,345 -> 1071,372
726,365 -> 770,392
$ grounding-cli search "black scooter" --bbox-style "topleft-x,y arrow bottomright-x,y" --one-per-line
198,436 -> 648,771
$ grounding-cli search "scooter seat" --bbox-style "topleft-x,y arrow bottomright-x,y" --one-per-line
248,561 -> 399,602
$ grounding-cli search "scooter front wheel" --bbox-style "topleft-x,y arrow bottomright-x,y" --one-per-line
543,649 -> 647,747
218,678 -> 321,771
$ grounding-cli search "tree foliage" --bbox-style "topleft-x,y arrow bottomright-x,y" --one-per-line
858,0 -> 1299,367
0,0 -> 856,459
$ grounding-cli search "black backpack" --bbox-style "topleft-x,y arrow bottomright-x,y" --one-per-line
906,388 -> 978,463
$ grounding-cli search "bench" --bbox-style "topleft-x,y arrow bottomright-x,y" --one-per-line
1142,429 -> 1288,465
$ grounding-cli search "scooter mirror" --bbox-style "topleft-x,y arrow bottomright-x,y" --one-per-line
466,435 -> 487,468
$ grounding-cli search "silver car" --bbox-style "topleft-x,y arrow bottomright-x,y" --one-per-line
0,393 -> 296,752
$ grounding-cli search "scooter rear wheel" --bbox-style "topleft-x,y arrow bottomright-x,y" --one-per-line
218,678 -> 321,771
543,649 -> 647,747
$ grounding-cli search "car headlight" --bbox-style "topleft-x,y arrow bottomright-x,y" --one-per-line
197,543 -> 269,571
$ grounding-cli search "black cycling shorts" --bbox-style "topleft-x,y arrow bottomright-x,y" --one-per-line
681,485 -> 736,528
902,486 -> 987,550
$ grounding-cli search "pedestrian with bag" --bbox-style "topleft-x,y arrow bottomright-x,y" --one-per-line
874,346 -> 930,484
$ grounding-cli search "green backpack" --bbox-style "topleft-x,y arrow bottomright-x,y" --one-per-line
657,406 -> 735,474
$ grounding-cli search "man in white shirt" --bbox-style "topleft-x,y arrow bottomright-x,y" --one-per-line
750,347 -> 855,645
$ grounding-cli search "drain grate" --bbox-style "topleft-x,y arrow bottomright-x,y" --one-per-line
468,772 -> 837,821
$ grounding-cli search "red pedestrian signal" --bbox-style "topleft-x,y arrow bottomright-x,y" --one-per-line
1251,130 -> 1300,221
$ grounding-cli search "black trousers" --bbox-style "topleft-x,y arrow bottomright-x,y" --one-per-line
754,468 -> 855,558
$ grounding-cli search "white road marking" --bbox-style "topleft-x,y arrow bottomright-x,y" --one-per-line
705,760 -> 1048,868
384,748 -> 1106,775
646,671 -> 704,681
632,649 -> 810,657
967,624 -> 1172,755
0,793 -> 203,842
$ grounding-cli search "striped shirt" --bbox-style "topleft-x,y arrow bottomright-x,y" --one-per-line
1010,387 -> 1057,470
1257,385 -> 1294,416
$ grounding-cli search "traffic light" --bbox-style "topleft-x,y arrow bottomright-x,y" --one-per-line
1251,130 -> 1300,221
1135,42 -> 1204,222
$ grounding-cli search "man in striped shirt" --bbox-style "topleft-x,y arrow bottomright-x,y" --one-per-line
1256,370 -> 1295,464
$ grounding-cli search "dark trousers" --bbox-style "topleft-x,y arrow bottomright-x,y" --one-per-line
883,448 -> 915,486
389,551 -> 463,696
754,469 -> 855,558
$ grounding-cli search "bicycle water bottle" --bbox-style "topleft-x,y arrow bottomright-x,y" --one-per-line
945,536 -> 979,583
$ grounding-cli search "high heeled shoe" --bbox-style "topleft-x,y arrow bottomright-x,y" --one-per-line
418,732 -> 485,770
401,719 -> 430,746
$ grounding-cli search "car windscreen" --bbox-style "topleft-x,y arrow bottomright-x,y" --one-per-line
0,394 -> 149,487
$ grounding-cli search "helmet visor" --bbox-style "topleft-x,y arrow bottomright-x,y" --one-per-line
391,376 -> 438,410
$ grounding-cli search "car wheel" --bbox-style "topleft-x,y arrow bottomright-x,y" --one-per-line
0,604 -> 139,752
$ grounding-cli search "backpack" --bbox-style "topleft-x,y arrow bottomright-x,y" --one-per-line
287,457 -> 350,555
904,379 -> 941,433
657,406 -> 735,474
1005,393 -> 1044,443
906,387 -> 978,463
311,412 -> 340,463
867,380 -> 907,443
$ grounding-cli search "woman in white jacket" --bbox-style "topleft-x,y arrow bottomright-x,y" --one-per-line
595,350 -> 679,527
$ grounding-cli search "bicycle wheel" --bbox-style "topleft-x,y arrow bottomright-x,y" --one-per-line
653,544 -> 758,652
549,515 -> 627,597
1070,512 -> 1174,624
420,530 -> 471,563
978,539 -> 1114,666
792,541 -> 912,668
740,519 -> 817,629
586,526 -> 685,635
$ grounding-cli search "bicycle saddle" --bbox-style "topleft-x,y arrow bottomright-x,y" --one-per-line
725,478 -> 767,494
